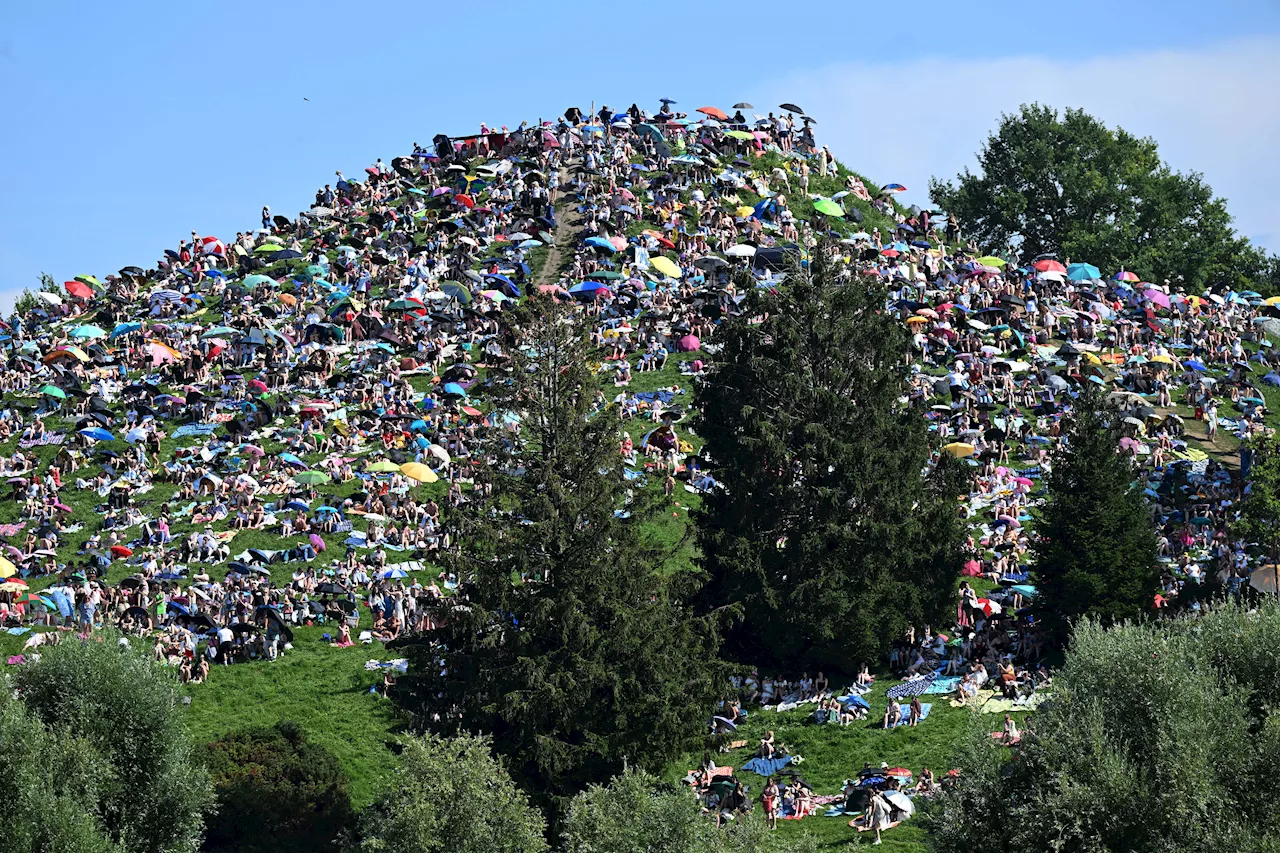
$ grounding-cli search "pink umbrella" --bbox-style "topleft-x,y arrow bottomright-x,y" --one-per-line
1013,476 -> 1033,487
1143,289 -> 1171,309
248,379 -> 268,394
239,445 -> 265,457
677,334 -> 700,352
309,533 -> 326,552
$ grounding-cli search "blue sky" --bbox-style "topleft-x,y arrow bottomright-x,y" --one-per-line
2,0 -> 1278,309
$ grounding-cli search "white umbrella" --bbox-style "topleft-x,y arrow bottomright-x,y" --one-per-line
36,291 -> 62,306
725,244 -> 757,258
884,791 -> 914,817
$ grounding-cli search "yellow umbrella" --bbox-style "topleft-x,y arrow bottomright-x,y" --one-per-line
1150,354 -> 1175,365
735,206 -> 755,218
1083,352 -> 1102,366
905,316 -> 929,325
400,462 -> 439,483
974,256 -> 1006,267
0,581 -> 24,593
650,256 -> 682,279
0,557 -> 15,579
943,442 -> 976,458
1266,296 -> 1280,306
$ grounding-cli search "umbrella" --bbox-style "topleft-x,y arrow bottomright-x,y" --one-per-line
77,427 -> 115,442
779,102 -> 805,114
1066,262 -> 1101,281
812,199 -> 844,217
696,106 -> 728,120
39,385 -> 66,399
650,256 -> 682,278
380,567 -> 410,580
400,462 -> 439,483
293,471 -> 330,485
943,442 -> 976,458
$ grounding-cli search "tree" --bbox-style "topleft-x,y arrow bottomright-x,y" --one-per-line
693,253 -> 969,671
390,296 -> 727,813
1233,434 -> 1280,589
930,104 -> 1275,291
1030,388 -> 1159,648
14,633 -> 214,853
358,733 -> 547,853
926,603 -> 1280,853
12,272 -> 63,315
563,768 -> 814,853
0,687 -> 118,853
200,721 -> 354,853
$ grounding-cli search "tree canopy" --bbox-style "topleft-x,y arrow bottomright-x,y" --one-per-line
926,602 -> 1280,853
1030,389 -> 1159,647
200,721 -> 354,853
930,104 -> 1275,291
693,255 -> 969,671
358,734 -> 547,853
390,297 -> 727,813
12,634 -> 213,853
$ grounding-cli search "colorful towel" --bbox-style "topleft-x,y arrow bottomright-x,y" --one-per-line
173,423 -> 218,438
0,522 -> 25,537
887,703 -> 932,727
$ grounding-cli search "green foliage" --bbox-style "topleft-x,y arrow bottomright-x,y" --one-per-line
930,104 -> 1275,291
12,272 -> 62,315
564,768 -> 814,853
358,733 -> 547,853
925,603 -> 1280,853
1233,433 -> 1280,562
200,721 -> 354,853
1031,388 -> 1159,648
693,253 -> 969,671
13,634 -> 214,853
0,687 -> 119,853
390,297 -> 728,813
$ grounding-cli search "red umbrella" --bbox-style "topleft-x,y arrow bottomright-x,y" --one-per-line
885,768 -> 913,777
455,194 -> 475,209
461,406 -> 482,417
1033,259 -> 1066,273
110,545 -> 132,558
696,106 -> 728,120
881,249 -> 900,258
64,280 -> 95,299
248,379 -> 268,394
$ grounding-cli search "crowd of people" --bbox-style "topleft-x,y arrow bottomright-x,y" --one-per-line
2,94 -> 1275,841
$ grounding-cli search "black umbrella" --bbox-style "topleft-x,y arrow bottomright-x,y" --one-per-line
314,582 -> 349,596
779,102 -> 805,114
271,249 -> 304,261
120,265 -> 145,277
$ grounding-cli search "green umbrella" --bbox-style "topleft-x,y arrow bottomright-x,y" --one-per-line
725,130 -> 755,141
387,299 -> 421,311
293,471 -> 330,486
40,385 -> 66,399
305,264 -> 327,279
254,243 -> 285,254
242,274 -> 277,289
201,326 -> 238,339
69,325 -> 107,339
369,460 -> 401,473
812,199 -> 845,217
585,270 -> 626,281
440,282 -> 471,304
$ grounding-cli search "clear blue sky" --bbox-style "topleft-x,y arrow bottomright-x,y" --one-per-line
2,0 -> 1277,308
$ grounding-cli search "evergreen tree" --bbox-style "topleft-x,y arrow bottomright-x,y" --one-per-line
1031,388 -> 1159,647
390,296 -> 727,814
693,253 -> 969,671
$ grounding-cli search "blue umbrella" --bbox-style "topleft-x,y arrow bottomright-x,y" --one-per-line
1183,359 -> 1208,372
584,236 -> 617,252
280,453 -> 308,467
78,427 -> 115,442
1066,262 -> 1101,281
569,281 -> 610,297
380,567 -> 409,579
659,97 -> 677,104
483,273 -> 521,297
442,382 -> 467,398
409,419 -> 428,432
110,322 -> 143,340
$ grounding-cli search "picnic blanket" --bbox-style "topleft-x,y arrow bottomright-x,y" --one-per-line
886,678 -> 934,700
887,703 -> 932,727
19,432 -> 65,448
172,423 -> 219,438
741,755 -> 792,777
0,522 -> 25,537
923,676 -> 962,694
980,692 -> 1050,714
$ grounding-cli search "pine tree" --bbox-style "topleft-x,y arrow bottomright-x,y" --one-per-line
390,296 -> 727,816
1031,387 -> 1159,648
693,252 -> 969,672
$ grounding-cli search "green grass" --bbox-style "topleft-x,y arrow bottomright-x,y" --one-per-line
666,682 -> 1031,851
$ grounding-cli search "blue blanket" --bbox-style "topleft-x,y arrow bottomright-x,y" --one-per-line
173,423 -> 218,438
887,703 -> 932,727
741,755 -> 792,777
924,677 -> 961,695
